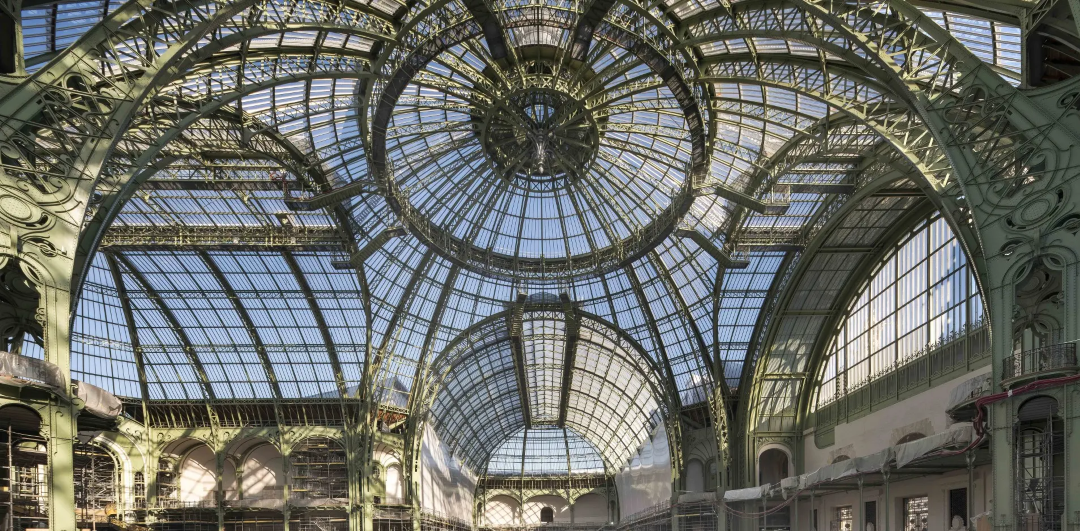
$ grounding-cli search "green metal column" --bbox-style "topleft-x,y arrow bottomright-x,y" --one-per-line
41,283 -> 77,531
986,280 -> 1014,531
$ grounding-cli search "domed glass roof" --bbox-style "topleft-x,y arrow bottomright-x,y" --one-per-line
29,0 -> 1025,481
371,29 -> 704,280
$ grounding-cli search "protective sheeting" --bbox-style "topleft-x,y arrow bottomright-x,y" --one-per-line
947,373 -> 992,411
800,456 -> 856,488
0,351 -> 65,391
615,422 -> 672,518
420,423 -> 477,522
74,380 -> 123,418
723,485 -> 770,502
731,423 -> 978,502
895,422 -> 974,468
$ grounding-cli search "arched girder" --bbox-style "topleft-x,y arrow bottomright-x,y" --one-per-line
623,263 -> 684,412
197,251 -> 285,405
413,308 -> 674,471
786,0 -> 1080,231
647,250 -> 721,395
739,169 -> 935,432
281,251 -> 350,400
103,252 -> 152,406
366,248 -> 436,405
698,63 -> 951,191
402,263 -> 461,494
109,252 -> 217,402
1,0 -> 394,194
646,248 -> 733,468
72,67 -> 377,305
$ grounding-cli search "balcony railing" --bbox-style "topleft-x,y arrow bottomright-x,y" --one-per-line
1003,343 -> 1078,383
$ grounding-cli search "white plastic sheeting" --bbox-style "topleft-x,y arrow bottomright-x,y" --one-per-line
947,374 -> 992,411
894,422 -> 974,468
615,422 -> 671,518
0,351 -> 64,391
726,423 -> 975,502
74,380 -> 122,418
420,423 -> 477,522
722,485 -> 769,502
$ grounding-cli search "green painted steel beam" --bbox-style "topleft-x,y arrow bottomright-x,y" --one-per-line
556,292 -> 579,429
198,251 -> 285,404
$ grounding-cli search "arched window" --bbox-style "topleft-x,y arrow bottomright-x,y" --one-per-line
384,464 -> 403,504
758,448 -> 789,485
540,507 -> 554,523
815,215 -> 982,409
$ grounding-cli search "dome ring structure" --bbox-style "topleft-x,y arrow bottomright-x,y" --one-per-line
369,12 -> 708,281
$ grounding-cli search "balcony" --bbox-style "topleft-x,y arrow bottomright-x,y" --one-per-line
1002,343 -> 1078,388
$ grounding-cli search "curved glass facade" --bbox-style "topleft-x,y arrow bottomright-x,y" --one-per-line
813,215 -> 983,409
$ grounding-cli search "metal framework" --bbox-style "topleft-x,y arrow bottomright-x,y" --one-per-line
3,0 -> 1080,528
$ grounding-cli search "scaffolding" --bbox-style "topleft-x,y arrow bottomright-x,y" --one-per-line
133,473 -> 146,510
75,442 -> 119,528
674,500 -> 718,531
419,510 -> 469,531
224,510 -> 286,531
374,506 -> 413,531
0,422 -> 49,531
155,455 -> 179,508
615,502 -> 670,531
147,508 -> 218,531
289,438 -> 348,502
289,510 -> 348,531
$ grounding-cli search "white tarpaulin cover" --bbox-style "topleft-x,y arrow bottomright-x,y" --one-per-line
797,448 -> 891,490
854,448 -> 893,473
0,351 -> 64,391
895,422 -> 974,468
730,424 -> 975,502
616,422 -> 672,517
802,455 -> 857,487
723,484 -> 770,502
75,380 -> 123,418
780,476 -> 799,499
947,374 -> 991,411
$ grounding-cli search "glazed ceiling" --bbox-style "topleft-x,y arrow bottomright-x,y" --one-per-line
18,0 -> 1025,472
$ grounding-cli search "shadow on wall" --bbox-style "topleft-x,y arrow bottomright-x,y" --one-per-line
523,495 -> 570,523
241,444 -> 284,500
420,424 -> 477,521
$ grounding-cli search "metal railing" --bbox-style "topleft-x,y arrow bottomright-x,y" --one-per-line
1003,343 -> 1078,381
815,322 -> 990,427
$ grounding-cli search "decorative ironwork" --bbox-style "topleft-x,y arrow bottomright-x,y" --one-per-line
1003,343 -> 1079,382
